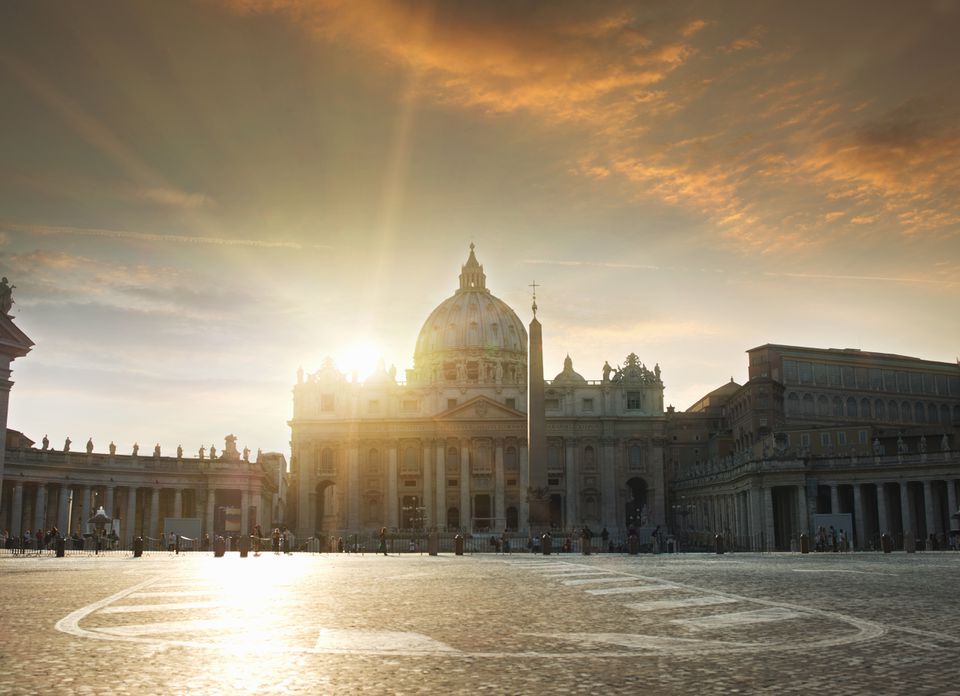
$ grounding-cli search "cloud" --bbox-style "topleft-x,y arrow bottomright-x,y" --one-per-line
138,187 -> 213,210
2,222 -> 333,250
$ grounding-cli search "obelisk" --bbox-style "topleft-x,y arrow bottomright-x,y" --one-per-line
526,283 -> 549,528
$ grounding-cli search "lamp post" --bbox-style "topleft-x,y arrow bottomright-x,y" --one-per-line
90,506 -> 111,555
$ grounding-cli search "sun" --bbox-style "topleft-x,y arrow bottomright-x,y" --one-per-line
331,340 -> 384,382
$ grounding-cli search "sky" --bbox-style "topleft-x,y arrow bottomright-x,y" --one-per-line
1,1 -> 959,458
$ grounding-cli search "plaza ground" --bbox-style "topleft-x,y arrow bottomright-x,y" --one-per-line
1,550 -> 958,694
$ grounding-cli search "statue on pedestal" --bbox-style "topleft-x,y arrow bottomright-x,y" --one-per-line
42,434 -> 49,450
177,444 -> 183,458
897,436 -> 907,455
109,441 -> 116,455
210,444 -> 217,459
86,438 -> 93,454
199,446 -> 205,460
154,443 -> 161,457
243,446 -> 250,462
872,438 -> 882,456
132,442 -> 139,456
919,435 -> 927,454
63,437 -> 71,452
602,361 -> 612,382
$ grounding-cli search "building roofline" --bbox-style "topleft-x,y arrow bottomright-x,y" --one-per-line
747,343 -> 959,369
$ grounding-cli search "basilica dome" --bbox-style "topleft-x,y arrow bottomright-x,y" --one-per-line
413,245 -> 527,382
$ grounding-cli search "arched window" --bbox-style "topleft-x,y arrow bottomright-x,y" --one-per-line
941,404 -> 951,425
954,405 -> 960,425
367,448 -> 380,475
874,400 -> 885,421
504,446 -> 518,472
888,400 -> 899,421
446,446 -> 459,474
915,402 -> 925,423
628,445 -> 643,470
817,395 -> 830,417
832,397 -> 843,416
846,397 -> 857,418
320,447 -> 335,475
802,393 -> 814,417
401,446 -> 418,475
582,445 -> 596,472
860,398 -> 871,419
928,403 -> 939,424
901,401 -> 912,422
787,393 -> 800,416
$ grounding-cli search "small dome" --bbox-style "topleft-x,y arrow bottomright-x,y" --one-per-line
553,354 -> 586,384
413,245 -> 527,367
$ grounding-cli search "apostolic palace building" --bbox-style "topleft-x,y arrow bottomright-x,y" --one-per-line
2,247 -> 959,551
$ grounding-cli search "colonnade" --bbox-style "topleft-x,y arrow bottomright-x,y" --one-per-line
1,480 -> 263,545
682,476 -> 960,551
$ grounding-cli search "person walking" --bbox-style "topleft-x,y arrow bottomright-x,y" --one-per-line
272,527 -> 281,554
379,527 -> 388,556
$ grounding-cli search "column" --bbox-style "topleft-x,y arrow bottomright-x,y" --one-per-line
494,440 -> 505,532
422,441 -> 433,529
564,441 -> 577,529
948,480 -> 958,532
763,487 -> 775,551
76,485 -> 90,534
57,484 -> 70,533
876,482 -> 888,535
10,482 -> 23,536
347,446 -> 360,530
600,440 -> 616,532
126,487 -> 138,544
434,441 -> 447,529
830,483 -> 840,514
922,480 -> 935,538
899,482 -> 913,540
205,489 -> 215,536
852,483 -> 865,550
173,488 -> 183,519
797,484 -> 809,538
518,443 -> 529,534
241,489 -> 250,534
459,440 -> 470,531
105,486 -> 116,519
387,443 -> 399,529
149,487 -> 160,539
34,483 -> 47,532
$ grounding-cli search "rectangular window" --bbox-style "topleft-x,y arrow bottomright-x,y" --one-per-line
814,364 -> 828,385
545,398 -> 560,411
820,432 -> 831,446
837,431 -> 847,446
404,480 -> 417,487
909,373 -> 922,394
447,398 -> 458,410
882,370 -> 896,392
505,398 -> 516,410
626,392 -> 642,409
798,362 -> 814,384
858,430 -> 868,445
582,398 -> 594,412
842,366 -> 855,387
759,417 -> 768,427
447,479 -> 458,487
897,371 -> 909,392
506,478 -> 517,487
800,433 -> 810,447
783,360 -> 799,384
855,368 -> 868,389
923,374 -> 936,395
869,368 -> 882,391
950,376 -> 960,396
547,477 -> 560,486
936,375 -> 948,396
828,365 -> 841,387
320,394 -> 335,412
401,400 -> 419,413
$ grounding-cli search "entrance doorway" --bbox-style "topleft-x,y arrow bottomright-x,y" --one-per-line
625,477 -> 648,529
474,494 -> 491,530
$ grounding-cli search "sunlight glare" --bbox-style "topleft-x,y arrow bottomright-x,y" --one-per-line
332,340 -> 384,382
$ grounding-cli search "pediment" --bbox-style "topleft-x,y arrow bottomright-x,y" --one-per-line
436,395 -> 524,421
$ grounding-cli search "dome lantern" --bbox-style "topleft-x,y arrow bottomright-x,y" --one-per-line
458,243 -> 487,292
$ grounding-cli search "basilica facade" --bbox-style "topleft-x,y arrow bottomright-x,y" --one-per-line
289,246 -> 669,540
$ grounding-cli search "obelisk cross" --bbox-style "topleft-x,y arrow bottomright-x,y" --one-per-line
529,280 -> 540,317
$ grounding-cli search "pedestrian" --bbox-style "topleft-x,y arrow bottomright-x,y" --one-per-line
272,527 -> 281,554
379,527 -> 388,556
253,524 -> 262,555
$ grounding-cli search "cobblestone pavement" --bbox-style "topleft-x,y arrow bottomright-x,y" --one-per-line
1,550 -> 959,694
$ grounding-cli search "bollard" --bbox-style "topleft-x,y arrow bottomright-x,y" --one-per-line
715,534 -> 724,555
238,534 -> 250,558
627,535 -> 639,556
454,534 -> 464,556
55,537 -> 65,558
214,536 -> 226,557
799,533 -> 809,554
881,533 -> 892,554
541,533 -> 552,556
133,536 -> 143,558
904,534 -> 916,554
427,531 -> 439,557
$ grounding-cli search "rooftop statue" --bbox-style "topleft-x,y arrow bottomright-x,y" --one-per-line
177,444 -> 183,458
0,276 -> 15,315
154,443 -> 161,457
63,436 -> 71,452
86,438 -> 93,454
109,441 -> 116,455
42,434 -> 49,450
132,442 -> 139,455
